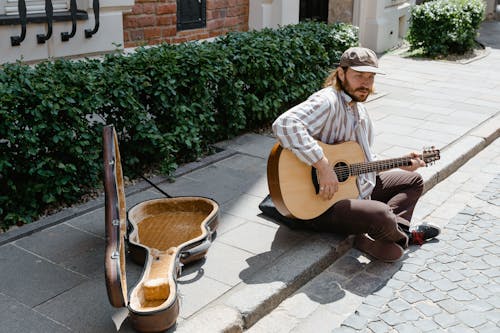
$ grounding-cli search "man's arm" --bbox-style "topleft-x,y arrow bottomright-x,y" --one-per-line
272,91 -> 340,201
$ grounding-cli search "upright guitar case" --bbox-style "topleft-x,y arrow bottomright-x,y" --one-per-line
103,125 -> 219,332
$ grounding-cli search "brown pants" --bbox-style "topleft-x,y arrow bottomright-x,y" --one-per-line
310,170 -> 423,249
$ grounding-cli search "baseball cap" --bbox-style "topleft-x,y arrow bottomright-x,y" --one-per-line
339,47 -> 386,75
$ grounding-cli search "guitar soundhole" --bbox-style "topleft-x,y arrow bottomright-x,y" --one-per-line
311,161 -> 350,194
334,162 -> 349,182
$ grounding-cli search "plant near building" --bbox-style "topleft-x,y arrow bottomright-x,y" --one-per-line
0,60 -> 102,227
407,0 -> 485,57
0,21 -> 358,230
219,21 -> 358,128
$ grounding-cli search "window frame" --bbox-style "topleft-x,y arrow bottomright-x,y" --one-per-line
176,0 -> 206,31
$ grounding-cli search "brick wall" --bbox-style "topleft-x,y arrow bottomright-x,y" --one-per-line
123,0 -> 249,47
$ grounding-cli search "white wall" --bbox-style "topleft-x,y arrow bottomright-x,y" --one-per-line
249,0 -> 416,53
249,0 -> 299,30
0,0 -> 134,63
354,0 -> 415,53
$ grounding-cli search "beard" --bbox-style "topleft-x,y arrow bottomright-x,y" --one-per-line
339,77 -> 372,102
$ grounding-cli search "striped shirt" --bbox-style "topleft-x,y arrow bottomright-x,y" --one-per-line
272,86 -> 377,199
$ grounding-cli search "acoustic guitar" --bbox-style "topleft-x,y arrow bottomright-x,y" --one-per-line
267,141 -> 440,220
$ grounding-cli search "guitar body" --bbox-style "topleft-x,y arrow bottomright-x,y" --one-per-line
267,140 -> 439,221
268,141 -> 365,220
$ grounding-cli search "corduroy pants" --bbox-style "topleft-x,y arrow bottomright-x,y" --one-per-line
310,170 -> 424,249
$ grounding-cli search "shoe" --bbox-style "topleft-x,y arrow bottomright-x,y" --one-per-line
409,224 -> 441,245
354,234 -> 404,263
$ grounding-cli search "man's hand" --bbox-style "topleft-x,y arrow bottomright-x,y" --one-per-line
400,152 -> 425,172
313,157 -> 339,200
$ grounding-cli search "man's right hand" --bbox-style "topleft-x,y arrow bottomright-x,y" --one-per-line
313,157 -> 339,201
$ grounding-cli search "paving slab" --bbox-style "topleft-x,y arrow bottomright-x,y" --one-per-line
0,244 -> 88,308
0,292 -> 70,333
14,223 -> 103,277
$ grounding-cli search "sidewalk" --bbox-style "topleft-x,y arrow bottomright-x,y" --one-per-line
0,22 -> 499,333
247,138 -> 500,333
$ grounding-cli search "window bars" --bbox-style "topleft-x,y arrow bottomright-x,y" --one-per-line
5,0 -> 99,46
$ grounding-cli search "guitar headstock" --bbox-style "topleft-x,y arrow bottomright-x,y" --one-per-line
422,146 -> 440,166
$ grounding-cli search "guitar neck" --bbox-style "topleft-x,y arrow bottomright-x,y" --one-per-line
348,156 -> 414,176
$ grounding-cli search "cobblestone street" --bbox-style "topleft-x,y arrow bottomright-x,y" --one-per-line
336,138 -> 500,333
337,176 -> 500,332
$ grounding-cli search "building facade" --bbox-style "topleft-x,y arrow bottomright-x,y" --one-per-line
0,0 -> 134,63
0,0 -> 249,63
249,0 -> 497,53
0,0 -> 496,63
122,0 -> 248,47
249,0 -> 415,53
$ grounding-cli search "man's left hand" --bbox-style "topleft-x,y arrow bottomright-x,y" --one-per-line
400,152 -> 425,172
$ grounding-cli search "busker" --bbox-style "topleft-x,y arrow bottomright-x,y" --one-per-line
262,47 -> 440,262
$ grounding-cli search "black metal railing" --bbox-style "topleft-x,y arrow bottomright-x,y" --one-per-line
10,0 -> 26,46
85,0 -> 99,38
2,0 -> 99,46
37,0 -> 53,43
61,0 -> 77,41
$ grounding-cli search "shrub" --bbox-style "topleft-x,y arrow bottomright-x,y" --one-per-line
0,21 -> 358,230
0,60 -> 102,226
407,0 -> 485,57
219,22 -> 358,128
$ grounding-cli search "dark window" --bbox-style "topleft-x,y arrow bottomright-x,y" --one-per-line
177,0 -> 206,31
299,0 -> 328,22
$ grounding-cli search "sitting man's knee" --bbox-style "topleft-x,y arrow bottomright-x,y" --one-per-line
413,172 -> 424,194
368,205 -> 397,231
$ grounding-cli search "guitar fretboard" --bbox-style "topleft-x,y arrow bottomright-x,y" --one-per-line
352,157 -> 414,175
334,157 -> 415,178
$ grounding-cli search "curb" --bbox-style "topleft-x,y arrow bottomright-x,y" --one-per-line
175,114 -> 500,333
421,112 -> 500,194
0,148 -> 237,246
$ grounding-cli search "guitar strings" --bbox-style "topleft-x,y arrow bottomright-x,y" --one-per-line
331,151 -> 438,178
333,157 -> 413,178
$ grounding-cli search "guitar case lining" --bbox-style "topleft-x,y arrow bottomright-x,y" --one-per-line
103,125 -> 219,332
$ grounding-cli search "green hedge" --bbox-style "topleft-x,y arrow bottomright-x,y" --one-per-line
407,0 -> 485,57
0,21 -> 358,230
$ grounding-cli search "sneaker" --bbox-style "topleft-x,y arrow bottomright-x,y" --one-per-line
354,234 -> 404,263
409,224 -> 441,245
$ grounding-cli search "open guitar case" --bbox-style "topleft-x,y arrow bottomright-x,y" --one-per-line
103,125 -> 219,332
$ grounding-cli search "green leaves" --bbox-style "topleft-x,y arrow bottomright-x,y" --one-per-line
0,21 -> 358,230
218,22 -> 358,129
0,59 -> 102,230
408,0 -> 485,57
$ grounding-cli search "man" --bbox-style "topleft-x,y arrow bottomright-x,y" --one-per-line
265,47 -> 440,262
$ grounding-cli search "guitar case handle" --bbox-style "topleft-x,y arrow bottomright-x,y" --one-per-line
180,225 -> 215,261
181,238 -> 212,260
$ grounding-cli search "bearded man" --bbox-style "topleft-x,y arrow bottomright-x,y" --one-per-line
265,47 -> 440,262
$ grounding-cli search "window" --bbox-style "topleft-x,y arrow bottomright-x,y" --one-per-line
299,0 -> 328,23
3,0 -> 68,15
177,0 -> 206,31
